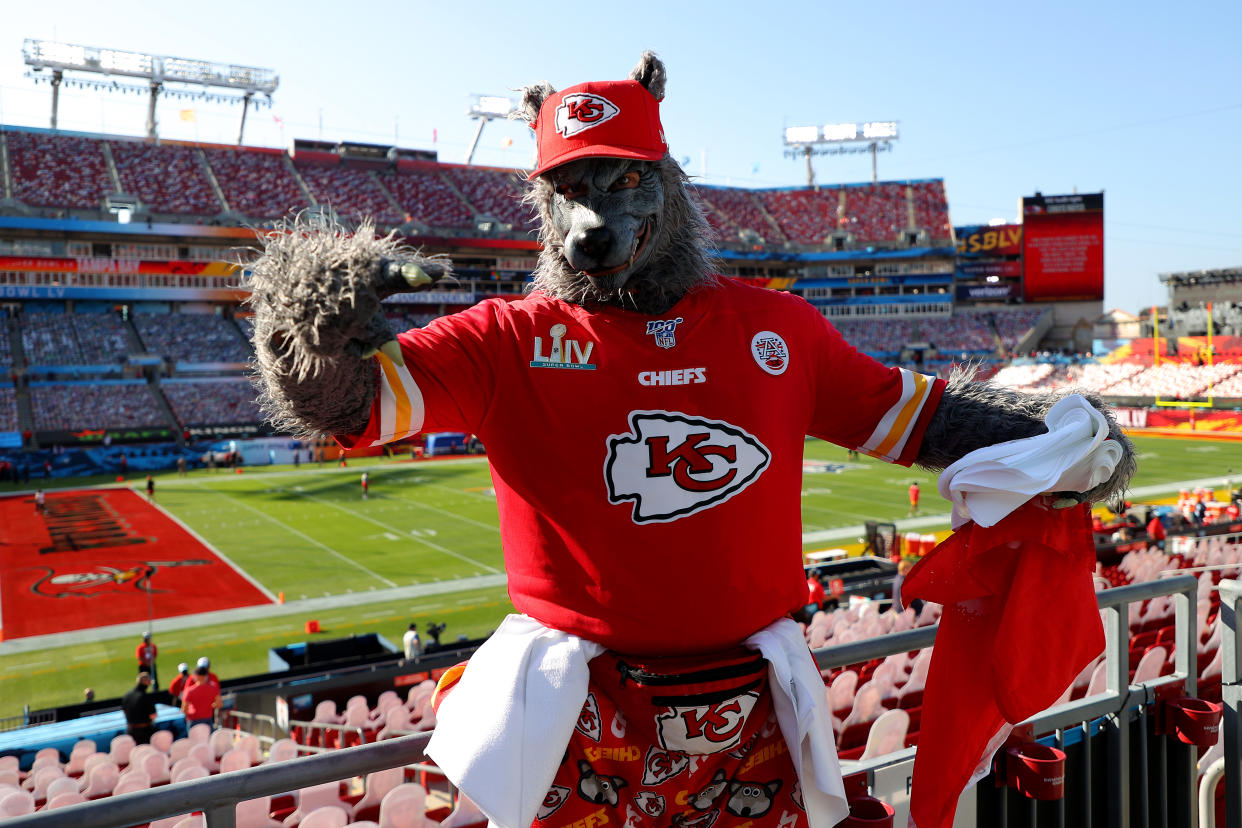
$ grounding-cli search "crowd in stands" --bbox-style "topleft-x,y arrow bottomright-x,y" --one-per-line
162,381 -> 263,426
6,131 -> 113,210
384,312 -> 441,332
134,313 -> 251,364
19,312 -> 130,367
908,181 -> 951,239
916,312 -> 998,353
110,143 -> 222,216
296,163 -> 405,227
843,183 -> 908,244
29,383 -> 165,431
757,188 -> 839,244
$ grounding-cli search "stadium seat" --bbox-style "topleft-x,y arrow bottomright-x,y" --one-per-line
172,765 -> 209,784
65,740 -> 97,776
377,706 -> 413,740
0,773 -> 18,789
351,768 -> 404,823
150,815 -> 198,828
829,670 -> 858,719
24,767 -> 64,801
0,790 -> 35,818
281,781 -> 349,827
45,791 -> 86,810
377,784 -> 429,828
265,739 -> 299,764
110,735 -> 137,768
79,762 -> 120,799
188,742 -> 216,772
169,739 -> 194,765
173,816 -> 205,828
112,771 -> 151,796
236,795 -> 283,828
1086,661 -> 1110,697
151,730 -> 175,754
170,758 -> 205,783
42,776 -> 80,804
300,806 -> 349,828
143,752 -> 172,786
236,735 -> 263,765
220,748 -> 252,774
211,729 -> 237,760
189,723 -> 212,743
437,793 -> 487,828
859,708 -> 910,760
1133,646 -> 1168,683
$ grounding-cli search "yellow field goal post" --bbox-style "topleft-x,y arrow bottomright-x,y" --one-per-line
1152,301 -> 1216,409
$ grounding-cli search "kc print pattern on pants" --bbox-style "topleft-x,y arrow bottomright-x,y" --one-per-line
531,650 -> 807,828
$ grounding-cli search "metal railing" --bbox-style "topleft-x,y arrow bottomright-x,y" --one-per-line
3,575 -> 1223,827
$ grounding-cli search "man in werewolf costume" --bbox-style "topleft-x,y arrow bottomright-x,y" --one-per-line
248,53 -> 1134,828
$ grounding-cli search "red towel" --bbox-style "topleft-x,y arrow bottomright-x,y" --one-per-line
902,499 -> 1103,828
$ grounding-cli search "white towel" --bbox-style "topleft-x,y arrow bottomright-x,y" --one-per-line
426,615 -> 605,828
428,615 -> 848,828
938,394 -> 1123,529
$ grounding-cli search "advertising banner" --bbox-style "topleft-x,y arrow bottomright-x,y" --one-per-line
955,224 -> 1022,257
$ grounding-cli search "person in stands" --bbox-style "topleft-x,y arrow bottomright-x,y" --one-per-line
168,662 -> 191,700
908,481 -> 921,516
181,666 -> 220,729
403,622 -> 422,659
195,656 -> 220,690
122,672 -> 157,744
1146,510 -> 1167,552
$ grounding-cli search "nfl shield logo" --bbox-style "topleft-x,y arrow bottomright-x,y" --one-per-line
646,317 -> 684,349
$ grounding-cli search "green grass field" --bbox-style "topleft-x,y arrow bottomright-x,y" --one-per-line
2,433 -> 1240,717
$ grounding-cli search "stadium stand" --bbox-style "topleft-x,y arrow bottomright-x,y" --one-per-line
757,187 -> 839,245
0,385 -> 17,432
110,142 -> 222,216
844,183 -> 907,243
161,379 -> 263,426
695,186 -> 787,243
909,180 -> 951,238
202,146 -> 307,219
295,162 -> 405,227
19,311 -> 130,367
133,312 -> 251,364
439,166 -> 535,232
28,381 -> 165,431
383,167 -> 474,229
5,131 -> 113,210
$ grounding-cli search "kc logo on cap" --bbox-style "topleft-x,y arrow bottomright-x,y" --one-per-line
555,93 -> 621,138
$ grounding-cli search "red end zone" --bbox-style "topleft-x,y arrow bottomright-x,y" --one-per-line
1,488 -> 272,640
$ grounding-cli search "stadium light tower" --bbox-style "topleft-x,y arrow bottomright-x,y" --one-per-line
782,121 -> 899,186
22,39 -> 278,143
465,95 -> 515,165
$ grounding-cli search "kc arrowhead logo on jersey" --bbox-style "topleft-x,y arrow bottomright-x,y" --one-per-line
655,691 -> 759,755
605,411 -> 770,524
555,93 -> 621,137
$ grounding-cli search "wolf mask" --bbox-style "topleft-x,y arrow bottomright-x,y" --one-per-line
515,51 -> 716,315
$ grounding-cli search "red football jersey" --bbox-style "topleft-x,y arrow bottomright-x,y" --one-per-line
342,278 -> 944,654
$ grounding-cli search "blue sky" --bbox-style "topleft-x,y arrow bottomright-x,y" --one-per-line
1,0 -> 1239,314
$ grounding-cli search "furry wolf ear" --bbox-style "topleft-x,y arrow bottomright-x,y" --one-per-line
629,50 -> 666,102
513,81 -> 557,127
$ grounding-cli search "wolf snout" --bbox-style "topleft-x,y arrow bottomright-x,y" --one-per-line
569,226 -> 615,267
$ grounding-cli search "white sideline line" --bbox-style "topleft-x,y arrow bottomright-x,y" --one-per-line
191,483 -> 398,588
298,492 -> 501,575
143,489 -> 280,604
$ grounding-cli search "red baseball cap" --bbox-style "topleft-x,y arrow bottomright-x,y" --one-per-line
531,79 -> 667,178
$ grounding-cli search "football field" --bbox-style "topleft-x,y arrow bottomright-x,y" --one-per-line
1,433 -> 1240,716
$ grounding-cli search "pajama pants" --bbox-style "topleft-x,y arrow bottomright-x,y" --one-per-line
532,647 -> 807,828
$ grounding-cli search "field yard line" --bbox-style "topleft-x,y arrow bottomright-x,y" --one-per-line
147,495 -> 280,604
191,483 -> 399,588
298,493 -> 501,574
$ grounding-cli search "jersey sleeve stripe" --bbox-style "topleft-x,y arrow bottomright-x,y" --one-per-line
373,351 -> 425,446
860,369 -> 934,462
